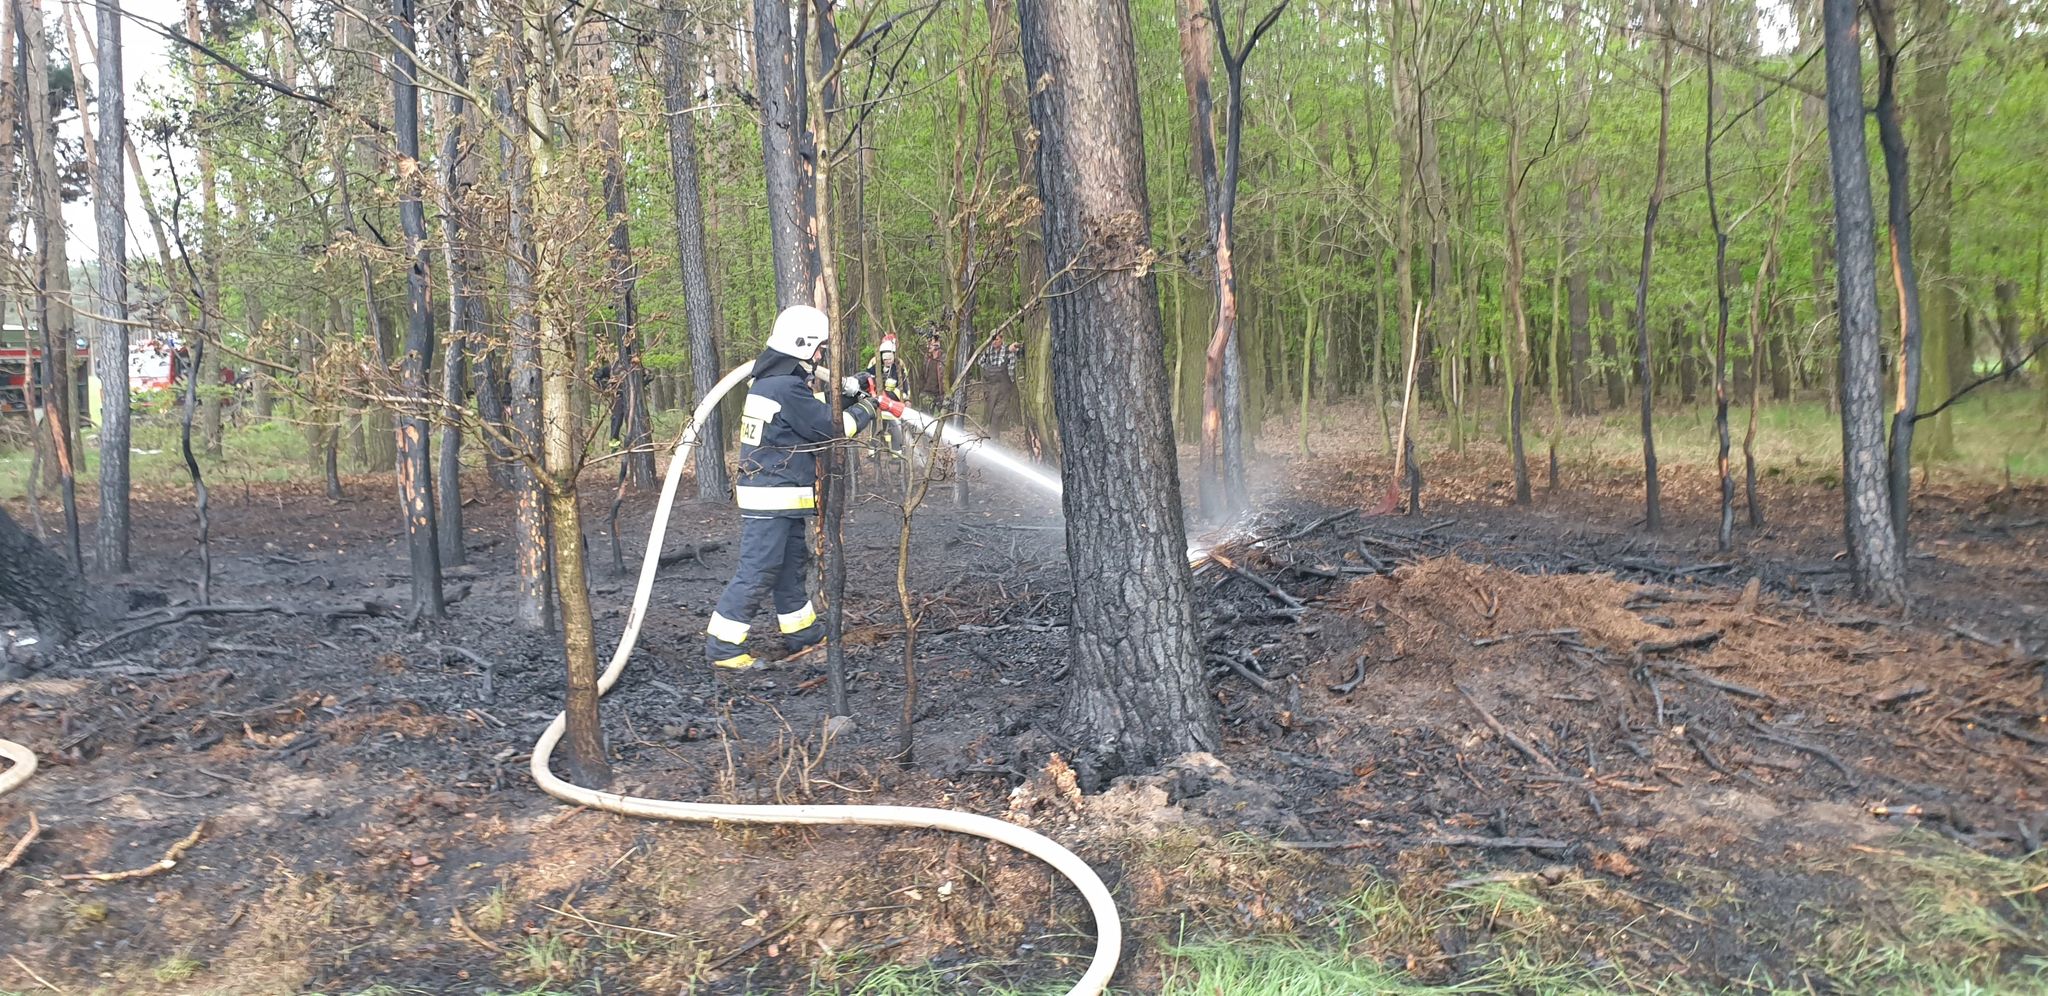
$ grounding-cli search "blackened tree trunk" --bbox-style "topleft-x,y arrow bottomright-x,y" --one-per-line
1633,21 -> 1672,533
1871,0 -> 1921,550
1908,0 -> 1956,458
391,0 -> 444,619
1821,0 -> 1907,606
435,4 -> 477,568
1194,0 -> 1283,520
1177,0 -> 1225,511
93,0 -> 131,574
1705,14 -> 1733,552
0,506 -> 87,645
754,0 -> 813,306
662,4 -> 730,501
1018,0 -> 1218,777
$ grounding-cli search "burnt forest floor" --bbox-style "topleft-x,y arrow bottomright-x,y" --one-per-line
2,427 -> 2046,995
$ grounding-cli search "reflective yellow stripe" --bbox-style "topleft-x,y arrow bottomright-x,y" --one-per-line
705,612 -> 750,645
712,653 -> 757,670
743,394 -> 783,420
842,412 -> 860,437
735,485 -> 817,511
777,601 -> 818,634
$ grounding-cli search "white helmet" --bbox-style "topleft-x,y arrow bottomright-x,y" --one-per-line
765,305 -> 830,360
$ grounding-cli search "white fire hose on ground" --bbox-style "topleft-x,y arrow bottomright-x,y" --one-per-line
529,363 -> 1122,995
0,737 -> 33,799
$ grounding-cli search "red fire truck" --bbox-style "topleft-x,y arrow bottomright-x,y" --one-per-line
0,324 -> 91,416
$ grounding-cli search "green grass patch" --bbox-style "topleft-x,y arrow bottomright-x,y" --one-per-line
1785,835 -> 2048,995
1551,387 -> 2048,485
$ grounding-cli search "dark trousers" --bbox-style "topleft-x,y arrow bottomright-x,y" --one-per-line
705,514 -> 822,660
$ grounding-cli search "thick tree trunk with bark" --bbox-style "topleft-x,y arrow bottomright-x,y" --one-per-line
93,0 -> 131,573
754,0 -> 813,307
1821,0 -> 1907,607
435,6 -> 478,568
501,76 -> 554,633
391,0 -> 444,619
1018,0 -> 1218,778
0,506 -> 87,645
661,5 -> 731,501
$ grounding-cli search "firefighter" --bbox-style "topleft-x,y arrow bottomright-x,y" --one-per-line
865,333 -> 911,459
705,305 -> 904,670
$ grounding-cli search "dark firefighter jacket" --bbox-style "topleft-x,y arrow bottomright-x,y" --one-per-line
736,352 -> 877,515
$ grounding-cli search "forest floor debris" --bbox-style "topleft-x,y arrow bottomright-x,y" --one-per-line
1,445 -> 2045,993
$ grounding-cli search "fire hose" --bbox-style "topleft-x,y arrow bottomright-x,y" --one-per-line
0,737 -> 33,799
529,363 -> 1121,995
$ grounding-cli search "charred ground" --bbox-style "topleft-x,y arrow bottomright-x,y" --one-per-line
1,445 -> 2045,994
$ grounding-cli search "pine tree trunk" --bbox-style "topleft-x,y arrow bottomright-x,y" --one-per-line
436,8 -> 478,568
1017,0 -> 1218,779
392,0 -> 444,619
661,3 -> 731,501
1821,0 -> 1908,607
92,0 -> 131,574
754,0 -> 813,306
501,74 -> 554,633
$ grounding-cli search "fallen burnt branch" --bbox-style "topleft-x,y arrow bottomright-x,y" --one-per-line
1329,656 -> 1369,695
1635,631 -> 1724,656
1685,729 -> 1764,787
1654,662 -> 1773,702
1272,508 -> 1360,543
84,601 -> 400,653
1457,682 -> 1561,773
62,821 -> 205,882
1209,553 -> 1307,612
1745,717 -> 1853,777
430,645 -> 500,703
1472,628 -> 1580,648
1421,833 -> 1573,851
1211,652 -> 1279,694
657,540 -> 725,567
